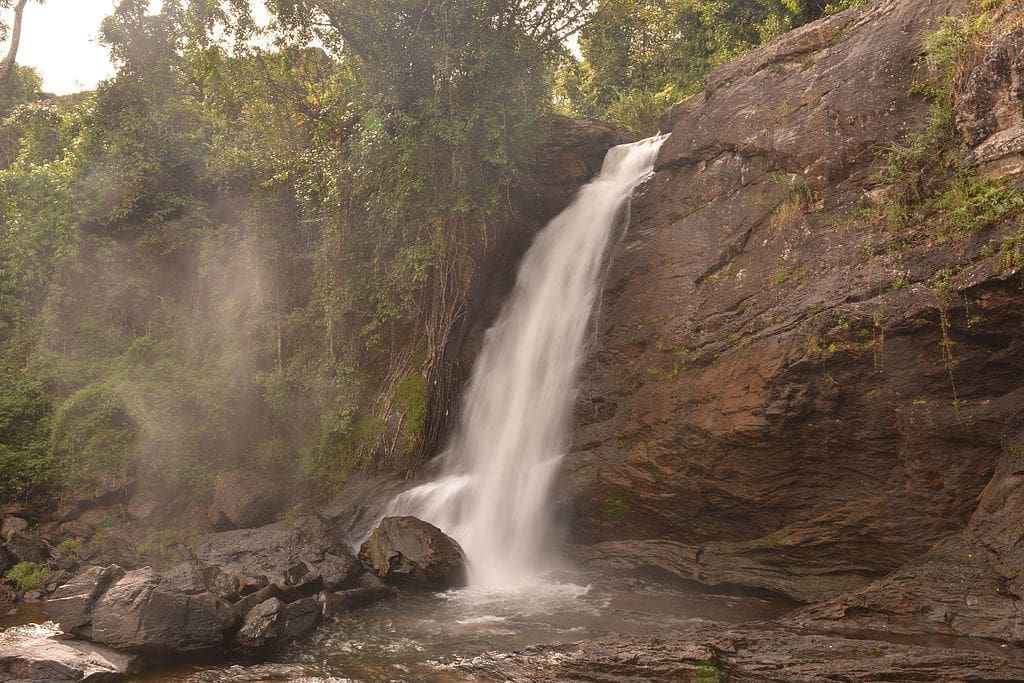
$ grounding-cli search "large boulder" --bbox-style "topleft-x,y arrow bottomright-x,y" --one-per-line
358,516 -> 467,590
46,565 -> 125,637
81,567 -> 234,653
5,531 -> 50,564
209,470 -> 282,530
192,516 -> 361,595
0,628 -> 141,682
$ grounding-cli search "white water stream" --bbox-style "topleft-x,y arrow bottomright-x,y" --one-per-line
388,135 -> 667,588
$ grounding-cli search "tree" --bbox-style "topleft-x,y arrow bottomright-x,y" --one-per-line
0,0 -> 33,89
559,0 -> 865,135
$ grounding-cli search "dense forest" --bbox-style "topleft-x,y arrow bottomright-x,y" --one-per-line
0,0 -> 859,509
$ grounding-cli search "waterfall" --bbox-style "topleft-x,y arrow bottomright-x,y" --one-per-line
388,135 -> 667,588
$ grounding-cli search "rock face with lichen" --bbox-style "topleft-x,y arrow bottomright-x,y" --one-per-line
561,0 -> 1024,640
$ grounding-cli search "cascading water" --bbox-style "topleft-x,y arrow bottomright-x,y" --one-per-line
388,135 -> 667,588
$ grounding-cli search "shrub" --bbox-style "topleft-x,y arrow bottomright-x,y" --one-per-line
49,381 -> 138,495
5,561 -> 52,591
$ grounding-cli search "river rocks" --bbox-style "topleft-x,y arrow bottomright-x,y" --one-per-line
40,513 -> 398,663
232,596 -> 321,651
0,628 -> 141,682
359,516 -> 467,590
192,516 -> 361,595
560,0 -> 1024,610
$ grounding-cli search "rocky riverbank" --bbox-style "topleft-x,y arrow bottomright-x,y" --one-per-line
2,513 -> 466,680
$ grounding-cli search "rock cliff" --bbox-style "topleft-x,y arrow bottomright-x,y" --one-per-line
563,0 -> 1024,648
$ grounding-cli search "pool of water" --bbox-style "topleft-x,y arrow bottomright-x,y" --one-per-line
129,574 -> 791,682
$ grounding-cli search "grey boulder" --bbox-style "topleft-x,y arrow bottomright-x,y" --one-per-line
358,516 -> 467,590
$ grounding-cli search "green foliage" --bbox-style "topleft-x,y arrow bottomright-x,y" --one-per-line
998,227 -> 1024,274
694,660 -> 725,683
0,357 -> 57,501
559,0 -> 838,134
932,176 -> 1024,237
822,0 -> 869,15
135,529 -> 179,568
394,371 -> 427,456
4,561 -> 52,591
0,65 -> 42,117
303,408 -> 385,495
600,494 -> 630,522
55,536 -> 83,559
867,11 -> 1024,241
50,381 -> 138,494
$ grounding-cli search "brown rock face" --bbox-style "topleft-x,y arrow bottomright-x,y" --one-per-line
957,26 -> 1024,177
458,626 -> 1024,682
562,0 -> 1024,614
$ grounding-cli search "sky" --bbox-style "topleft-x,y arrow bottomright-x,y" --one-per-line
16,0 -> 119,95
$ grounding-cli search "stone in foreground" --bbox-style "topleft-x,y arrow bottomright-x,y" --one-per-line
359,516 -> 467,590
0,626 -> 141,682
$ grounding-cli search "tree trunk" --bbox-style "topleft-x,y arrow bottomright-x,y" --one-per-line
0,0 -> 30,89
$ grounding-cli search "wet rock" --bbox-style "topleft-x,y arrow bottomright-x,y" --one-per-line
89,567 -> 232,653
460,627 -> 1024,682
280,597 -> 321,641
0,629 -> 141,682
58,509 -> 110,542
233,597 -> 284,650
192,516 -> 361,594
79,525 -> 138,568
210,470 -> 281,530
232,596 -> 320,651
318,581 -> 397,621
5,531 -> 50,564
359,516 -> 467,590
126,493 -> 161,526
232,584 -> 284,618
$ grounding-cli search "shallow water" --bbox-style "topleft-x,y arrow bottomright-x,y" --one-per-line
129,575 -> 789,682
